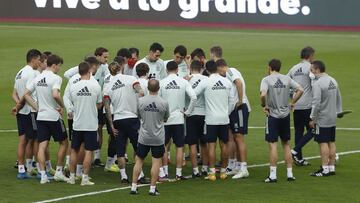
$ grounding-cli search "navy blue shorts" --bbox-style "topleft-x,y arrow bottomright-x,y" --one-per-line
71,131 -> 99,151
185,115 -> 206,145
37,119 -> 68,143
314,126 -> 336,143
229,104 -> 250,135
114,118 -> 140,157
165,124 -> 185,147
265,115 -> 291,143
98,109 -> 106,125
67,119 -> 73,141
136,143 -> 165,159
206,125 -> 229,143
16,113 -> 37,140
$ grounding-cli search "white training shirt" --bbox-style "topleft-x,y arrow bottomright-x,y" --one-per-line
164,60 -> 189,78
64,73 -> 98,114
226,68 -> 251,112
188,73 -> 208,116
26,70 -> 63,121
64,64 -> 110,89
102,73 -> 114,113
14,65 -> 37,115
194,73 -> 232,125
132,57 -> 166,80
159,73 -> 197,125
138,77 -> 149,96
64,66 -> 79,80
69,79 -> 102,131
103,74 -> 139,121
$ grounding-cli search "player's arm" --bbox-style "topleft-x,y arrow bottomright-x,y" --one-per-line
164,102 -> 170,122
24,89 -> 38,112
310,83 -> 321,126
133,81 -> 144,97
184,82 -> 197,116
234,78 -> 244,107
63,82 -> 74,119
12,89 -> 20,104
64,66 -> 78,80
260,78 -> 269,115
336,85 -> 343,115
290,79 -> 304,107
52,78 -> 65,116
103,94 -> 118,136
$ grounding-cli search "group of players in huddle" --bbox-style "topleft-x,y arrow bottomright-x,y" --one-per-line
12,43 -> 342,195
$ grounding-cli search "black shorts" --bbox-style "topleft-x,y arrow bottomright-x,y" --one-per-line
185,116 -> 206,145
265,115 -> 291,143
165,124 -> 185,147
206,125 -> 229,143
114,118 -> 140,157
314,126 -> 336,143
98,109 -> 106,125
68,119 -> 73,141
16,113 -> 37,140
71,131 -> 99,151
136,143 -> 165,159
37,119 -> 68,143
229,104 -> 250,135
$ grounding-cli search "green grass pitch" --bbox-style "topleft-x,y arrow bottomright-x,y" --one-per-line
0,23 -> 359,203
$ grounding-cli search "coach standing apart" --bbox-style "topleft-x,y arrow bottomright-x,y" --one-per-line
131,79 -> 169,196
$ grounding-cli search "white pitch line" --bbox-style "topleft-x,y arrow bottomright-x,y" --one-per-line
1,127 -> 360,133
0,25 -> 359,39
34,150 -> 360,203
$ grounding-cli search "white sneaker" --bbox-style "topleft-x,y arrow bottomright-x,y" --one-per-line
81,179 -> 95,186
40,176 -> 50,184
226,168 -> 239,176
232,170 -> 249,179
67,177 -> 75,185
54,173 -> 69,182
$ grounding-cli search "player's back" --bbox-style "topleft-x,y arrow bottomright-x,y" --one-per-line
15,65 -> 36,114
189,73 -> 207,116
288,61 -> 312,109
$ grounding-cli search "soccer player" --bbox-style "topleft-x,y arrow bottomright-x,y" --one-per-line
24,54 -> 69,184
131,79 -> 169,196
288,47 -> 316,166
12,49 -> 42,179
185,60 -> 209,177
67,62 -> 103,186
165,45 -> 190,78
309,61 -> 342,177
116,48 -> 132,75
63,56 -> 100,177
103,61 -> 122,173
260,59 -> 303,183
136,63 -> 150,96
190,48 -> 207,76
159,61 -> 197,180
103,64 -> 145,183
132,42 -> 166,80
128,47 -> 140,69
192,60 -> 232,181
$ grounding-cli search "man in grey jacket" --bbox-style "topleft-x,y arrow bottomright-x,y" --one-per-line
309,61 -> 342,177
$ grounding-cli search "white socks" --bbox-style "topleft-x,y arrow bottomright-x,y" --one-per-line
163,165 -> 169,176
241,162 -> 248,172
159,167 -> 166,178
65,155 -> 70,166
26,159 -> 33,172
322,165 -> 330,174
76,164 -> 83,177
202,165 -> 208,173
193,167 -> 199,175
149,185 -> 156,193
131,183 -> 137,191
228,159 -> 236,169
94,149 -> 100,160
269,166 -> 277,179
120,168 -> 128,180
55,166 -> 63,176
45,160 -> 52,172
105,157 -> 115,168
287,168 -> 293,178
329,165 -> 335,172
176,168 -> 182,177
18,165 -> 26,173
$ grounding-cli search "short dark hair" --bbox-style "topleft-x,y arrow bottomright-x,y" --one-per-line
117,48 -> 131,58
78,62 -> 90,76
205,60 -> 217,74
40,54 -> 48,63
148,79 -> 160,93
166,61 -> 178,72
191,48 -> 205,60
43,51 -> 52,56
216,59 -> 227,68
94,47 -> 108,56
26,49 -> 41,63
129,47 -> 139,57
312,60 -> 326,73
47,54 -> 63,67
174,45 -> 187,57
136,63 -> 150,77
84,55 -> 100,66
113,56 -> 125,65
301,46 -> 315,59
210,46 -> 223,58
190,60 -> 203,72
149,43 -> 164,53
268,59 -> 281,72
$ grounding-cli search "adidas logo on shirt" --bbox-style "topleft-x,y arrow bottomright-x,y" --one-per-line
165,80 -> 180,90
76,86 -> 91,96
111,80 -> 125,91
37,78 -> 48,87
294,67 -> 304,76
16,71 -> 22,80
273,78 -> 286,88
212,80 -> 226,90
144,102 -> 160,112
328,81 -> 337,90
192,79 -> 201,89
